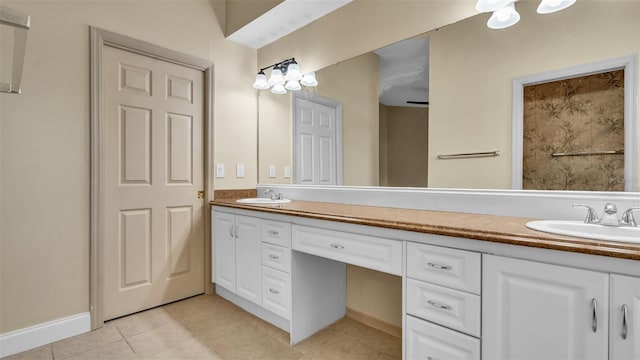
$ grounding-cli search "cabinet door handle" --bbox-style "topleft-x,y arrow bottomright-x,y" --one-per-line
268,254 -> 280,260
330,243 -> 344,249
591,298 -> 598,332
622,304 -> 628,340
427,262 -> 452,271
427,300 -> 452,311
229,225 -> 234,238
234,225 -> 238,238
268,230 -> 279,235
269,288 -> 280,294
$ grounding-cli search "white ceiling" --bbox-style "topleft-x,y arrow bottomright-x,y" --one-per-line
227,0 -> 353,49
374,37 -> 429,108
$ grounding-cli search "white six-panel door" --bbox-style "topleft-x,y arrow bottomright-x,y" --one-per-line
293,97 -> 340,185
103,45 -> 204,320
483,255 -> 609,360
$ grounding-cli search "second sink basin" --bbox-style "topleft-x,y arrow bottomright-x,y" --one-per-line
526,220 -> 640,244
236,197 -> 291,205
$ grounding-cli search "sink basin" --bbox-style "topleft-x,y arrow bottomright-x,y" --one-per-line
526,220 -> 640,244
236,197 -> 291,205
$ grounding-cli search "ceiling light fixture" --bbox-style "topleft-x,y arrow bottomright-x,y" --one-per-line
252,58 -> 317,95
476,0 -> 576,30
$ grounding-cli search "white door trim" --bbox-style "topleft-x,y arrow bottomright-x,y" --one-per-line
90,27 -> 214,329
292,91 -> 343,185
512,55 -> 638,191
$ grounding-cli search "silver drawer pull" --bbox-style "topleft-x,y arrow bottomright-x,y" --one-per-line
268,230 -> 279,236
427,300 -> 452,310
268,254 -> 280,260
269,288 -> 280,294
622,304 -> 628,340
591,298 -> 598,332
330,243 -> 344,249
427,262 -> 452,270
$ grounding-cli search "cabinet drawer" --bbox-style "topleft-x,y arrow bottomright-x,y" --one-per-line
292,225 -> 402,276
407,278 -> 480,337
407,242 -> 481,294
406,315 -> 480,360
261,220 -> 291,248
262,266 -> 291,320
261,243 -> 291,273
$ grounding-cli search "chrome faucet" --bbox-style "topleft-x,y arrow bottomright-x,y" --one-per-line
264,189 -> 284,200
573,203 -> 639,227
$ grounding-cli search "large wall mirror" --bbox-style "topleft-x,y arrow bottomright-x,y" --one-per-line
258,0 -> 639,192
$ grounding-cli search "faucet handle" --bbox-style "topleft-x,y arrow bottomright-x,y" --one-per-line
603,203 -> 618,215
573,204 -> 600,224
621,207 -> 640,227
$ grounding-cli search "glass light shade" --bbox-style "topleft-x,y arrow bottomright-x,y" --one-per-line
300,72 -> 318,87
475,0 -> 513,13
285,63 -> 302,81
285,80 -> 302,91
487,3 -> 520,29
268,69 -> 285,86
252,73 -> 270,90
537,0 -> 576,14
270,84 -> 287,95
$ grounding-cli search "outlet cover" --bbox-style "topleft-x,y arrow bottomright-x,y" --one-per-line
269,165 -> 276,178
236,164 -> 245,178
284,166 -> 291,178
216,163 -> 224,178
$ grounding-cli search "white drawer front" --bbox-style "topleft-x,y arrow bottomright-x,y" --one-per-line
407,278 -> 480,337
262,220 -> 291,248
407,242 -> 481,294
261,243 -> 291,273
262,266 -> 291,320
292,225 -> 402,276
406,315 -> 480,360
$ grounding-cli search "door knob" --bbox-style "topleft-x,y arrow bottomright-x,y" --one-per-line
197,191 -> 205,199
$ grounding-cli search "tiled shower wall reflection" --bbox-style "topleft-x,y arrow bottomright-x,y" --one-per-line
523,70 -> 625,191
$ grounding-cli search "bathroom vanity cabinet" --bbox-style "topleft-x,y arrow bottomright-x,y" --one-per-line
211,204 -> 640,360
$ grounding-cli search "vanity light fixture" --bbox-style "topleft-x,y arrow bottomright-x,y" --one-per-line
252,58 -> 317,95
476,0 -> 576,29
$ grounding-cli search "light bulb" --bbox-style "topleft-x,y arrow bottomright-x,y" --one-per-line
487,2 -> 520,29
300,72 -> 318,87
285,63 -> 302,81
475,0 -> 513,13
252,72 -> 270,90
271,84 -> 287,95
537,0 -> 576,14
268,68 -> 285,86
285,80 -> 301,91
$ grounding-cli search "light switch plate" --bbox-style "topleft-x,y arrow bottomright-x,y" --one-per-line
269,165 -> 276,178
236,164 -> 245,178
284,166 -> 291,178
216,163 -> 224,178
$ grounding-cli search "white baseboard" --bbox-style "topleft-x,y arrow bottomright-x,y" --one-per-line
0,312 -> 91,358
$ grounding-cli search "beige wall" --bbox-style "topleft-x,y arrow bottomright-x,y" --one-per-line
379,104 -> 389,186
346,265 -> 402,328
428,0 -> 640,189
0,0 -> 257,334
383,106 -> 429,187
258,91 -> 292,184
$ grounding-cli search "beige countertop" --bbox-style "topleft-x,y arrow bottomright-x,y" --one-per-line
210,198 -> 640,261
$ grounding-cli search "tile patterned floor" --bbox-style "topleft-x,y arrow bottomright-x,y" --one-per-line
4,294 -> 401,360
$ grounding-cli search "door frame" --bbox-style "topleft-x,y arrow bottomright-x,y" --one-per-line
89,27 -> 214,329
512,55 -> 638,191
292,91 -> 344,185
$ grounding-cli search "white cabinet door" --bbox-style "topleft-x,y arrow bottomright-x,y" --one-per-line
213,212 -> 236,292
483,255 -> 609,360
611,274 -> 640,360
235,215 -> 262,305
